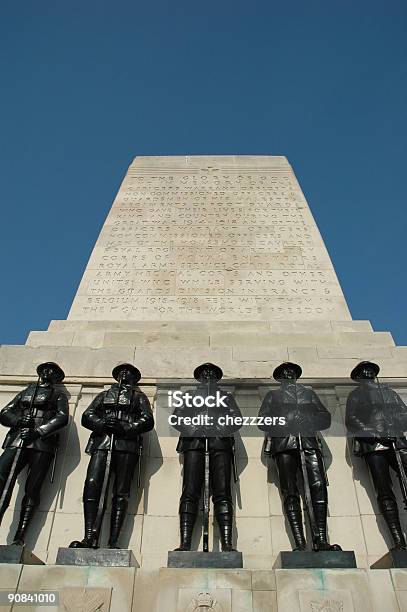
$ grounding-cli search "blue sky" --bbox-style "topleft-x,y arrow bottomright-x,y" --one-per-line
0,0 -> 406,345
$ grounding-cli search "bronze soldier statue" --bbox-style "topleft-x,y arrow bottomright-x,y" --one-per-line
69,363 -> 154,549
0,362 -> 68,545
258,362 -> 341,551
173,363 -> 242,552
346,361 -> 407,550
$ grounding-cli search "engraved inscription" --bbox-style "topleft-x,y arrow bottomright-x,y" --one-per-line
68,157 -> 350,320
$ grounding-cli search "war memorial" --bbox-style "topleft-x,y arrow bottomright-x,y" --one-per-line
1,155 -> 407,611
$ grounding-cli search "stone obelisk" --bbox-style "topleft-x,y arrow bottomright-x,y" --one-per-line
25,156 -> 399,380
68,155 -> 350,322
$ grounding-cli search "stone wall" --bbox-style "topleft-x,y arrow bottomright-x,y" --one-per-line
1,353 -> 407,569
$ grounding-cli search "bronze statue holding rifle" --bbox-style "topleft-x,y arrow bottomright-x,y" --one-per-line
346,361 -> 407,550
258,362 -> 341,552
172,363 -> 242,553
69,363 -> 154,550
0,362 -> 68,545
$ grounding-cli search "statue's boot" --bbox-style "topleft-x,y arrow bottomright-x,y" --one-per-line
69,500 -> 99,549
313,501 -> 342,551
218,515 -> 235,552
174,512 -> 196,551
12,500 -> 36,546
380,498 -> 407,550
285,498 -> 307,551
108,498 -> 128,549
215,502 -> 236,552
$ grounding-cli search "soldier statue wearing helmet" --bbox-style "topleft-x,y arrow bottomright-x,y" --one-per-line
0,362 -> 69,545
258,362 -> 341,552
173,363 -> 242,552
69,363 -> 154,549
346,361 -> 407,550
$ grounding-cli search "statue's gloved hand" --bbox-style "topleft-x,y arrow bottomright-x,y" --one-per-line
293,411 -> 307,424
104,416 -> 124,435
18,415 -> 35,428
20,428 -> 40,443
286,409 -> 307,433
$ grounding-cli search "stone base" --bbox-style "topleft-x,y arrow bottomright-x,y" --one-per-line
167,550 -> 243,568
274,550 -> 357,569
56,547 -> 137,567
0,544 -> 44,565
370,549 -> 407,569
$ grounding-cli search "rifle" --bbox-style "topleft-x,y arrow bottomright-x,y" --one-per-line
0,376 -> 41,522
91,372 -> 124,547
318,436 -> 329,486
375,377 -> 407,511
50,444 -> 58,484
203,436 -> 210,552
231,437 -> 238,483
297,433 -> 320,551
201,376 -> 214,552
391,440 -> 407,511
290,379 -> 320,551
137,436 -> 143,488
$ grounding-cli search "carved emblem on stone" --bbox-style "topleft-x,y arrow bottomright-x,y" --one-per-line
185,591 -> 223,612
309,600 -> 344,612
60,587 -> 111,612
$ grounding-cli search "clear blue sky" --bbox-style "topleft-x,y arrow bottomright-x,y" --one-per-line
0,0 -> 406,345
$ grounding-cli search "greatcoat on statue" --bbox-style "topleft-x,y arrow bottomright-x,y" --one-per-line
258,362 -> 341,551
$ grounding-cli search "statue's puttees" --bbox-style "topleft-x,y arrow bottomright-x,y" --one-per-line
0,362 -> 69,545
69,363 -> 154,549
258,362 -> 341,551
173,363 -> 242,552
346,361 -> 407,550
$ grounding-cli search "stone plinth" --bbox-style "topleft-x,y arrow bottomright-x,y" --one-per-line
167,550 -> 243,568
0,544 -> 44,565
56,547 -> 137,567
371,549 -> 407,569
275,550 -> 357,569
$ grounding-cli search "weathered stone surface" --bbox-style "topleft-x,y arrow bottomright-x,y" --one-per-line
67,156 -> 351,321
18,565 -> 135,612
275,569 -> 373,612
253,590 -> 277,612
232,589 -> 253,612
234,459 -> 270,517
368,570 -> 400,612
56,547 -> 137,567
251,570 -> 276,591
167,551 -> 243,569
26,330 -> 74,347
275,550 -> 356,569
59,587 -> 112,612
298,589 -> 355,612
0,545 -> 44,565
130,569 -> 158,612
0,563 -> 22,588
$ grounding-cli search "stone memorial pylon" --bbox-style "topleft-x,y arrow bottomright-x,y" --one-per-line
1,156 -> 406,611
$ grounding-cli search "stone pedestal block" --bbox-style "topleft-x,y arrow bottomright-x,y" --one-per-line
167,550 -> 243,568
0,544 -> 44,565
370,549 -> 407,569
56,547 -> 137,567
274,550 -> 357,569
